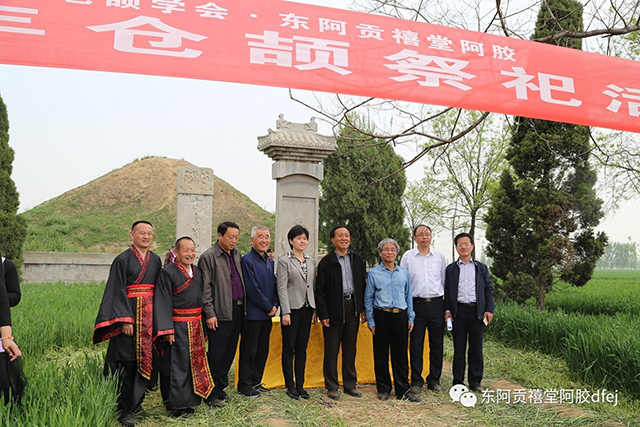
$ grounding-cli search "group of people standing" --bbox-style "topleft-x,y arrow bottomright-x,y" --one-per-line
93,220 -> 494,427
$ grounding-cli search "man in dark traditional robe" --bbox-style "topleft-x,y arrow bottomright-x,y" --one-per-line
93,221 -> 162,427
154,236 -> 214,417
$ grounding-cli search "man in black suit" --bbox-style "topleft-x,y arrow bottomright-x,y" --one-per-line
444,232 -> 494,392
315,225 -> 367,400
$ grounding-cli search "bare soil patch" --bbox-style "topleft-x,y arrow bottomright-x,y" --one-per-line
314,359 -> 622,427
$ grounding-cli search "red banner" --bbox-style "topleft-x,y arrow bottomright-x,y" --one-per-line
1,0 -> 639,133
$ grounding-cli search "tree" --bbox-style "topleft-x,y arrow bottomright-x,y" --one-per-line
484,0 -> 607,309
591,129 -> 640,211
402,179 -> 445,248
319,116 -> 410,266
0,93 -> 27,267
589,24 -> 640,208
420,110 -> 509,245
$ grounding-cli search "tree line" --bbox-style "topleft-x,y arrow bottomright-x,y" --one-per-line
597,240 -> 639,270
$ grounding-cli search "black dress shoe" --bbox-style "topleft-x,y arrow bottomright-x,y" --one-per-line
220,392 -> 230,401
344,388 -> 362,397
118,414 -> 137,427
170,407 -> 195,418
254,383 -> 270,393
428,384 -> 442,392
286,389 -> 300,400
378,392 -> 390,401
132,405 -> 147,416
327,389 -> 340,400
297,389 -> 310,399
205,398 -> 224,408
239,388 -> 260,398
469,384 -> 484,392
399,392 -> 421,403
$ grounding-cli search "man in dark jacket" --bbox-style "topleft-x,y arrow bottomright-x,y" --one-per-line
200,221 -> 245,408
444,232 -> 495,392
315,225 -> 366,400
237,226 -> 278,398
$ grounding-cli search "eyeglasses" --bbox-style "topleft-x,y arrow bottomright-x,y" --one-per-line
415,233 -> 431,238
456,243 -> 472,248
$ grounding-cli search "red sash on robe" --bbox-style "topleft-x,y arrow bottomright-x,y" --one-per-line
127,246 -> 154,380
172,263 -> 215,399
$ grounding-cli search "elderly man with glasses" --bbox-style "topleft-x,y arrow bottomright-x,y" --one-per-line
365,238 -> 420,402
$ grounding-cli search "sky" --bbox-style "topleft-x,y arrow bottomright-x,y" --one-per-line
1,0 -> 638,255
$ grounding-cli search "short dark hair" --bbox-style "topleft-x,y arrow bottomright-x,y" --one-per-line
329,225 -> 350,239
217,221 -> 240,236
287,225 -> 309,249
175,236 -> 195,251
413,224 -> 432,237
131,220 -> 153,231
454,232 -> 474,246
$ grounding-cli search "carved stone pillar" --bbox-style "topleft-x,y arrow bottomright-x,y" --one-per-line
258,115 -> 337,261
176,166 -> 214,257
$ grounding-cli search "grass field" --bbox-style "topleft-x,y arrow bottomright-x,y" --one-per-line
2,271 -> 640,426
545,270 -> 640,315
487,270 -> 640,398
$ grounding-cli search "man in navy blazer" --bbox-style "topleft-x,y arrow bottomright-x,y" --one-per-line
444,232 -> 494,392
237,226 -> 278,398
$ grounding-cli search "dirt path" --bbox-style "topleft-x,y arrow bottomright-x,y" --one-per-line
312,360 -> 625,427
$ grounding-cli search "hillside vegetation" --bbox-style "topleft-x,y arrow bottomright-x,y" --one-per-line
22,157 -> 274,254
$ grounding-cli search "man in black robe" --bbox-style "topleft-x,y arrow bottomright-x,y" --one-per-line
154,236 -> 214,416
93,221 -> 162,427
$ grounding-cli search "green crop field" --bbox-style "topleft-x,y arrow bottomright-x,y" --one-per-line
545,270 -> 640,315
487,270 -> 640,398
0,284 -> 119,426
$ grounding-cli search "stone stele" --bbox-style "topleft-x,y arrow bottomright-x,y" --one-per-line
258,114 -> 337,261
176,166 -> 214,256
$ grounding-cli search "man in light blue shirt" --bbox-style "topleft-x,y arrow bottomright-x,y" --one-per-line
365,238 -> 419,402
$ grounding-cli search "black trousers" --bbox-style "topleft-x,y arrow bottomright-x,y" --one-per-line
281,306 -> 313,392
372,309 -> 410,397
452,303 -> 485,388
322,298 -> 359,391
104,338 -> 149,417
206,303 -> 243,400
410,297 -> 445,388
237,318 -> 273,392
112,360 -> 149,417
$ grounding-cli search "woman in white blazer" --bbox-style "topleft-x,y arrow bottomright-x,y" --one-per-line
277,225 -> 317,400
